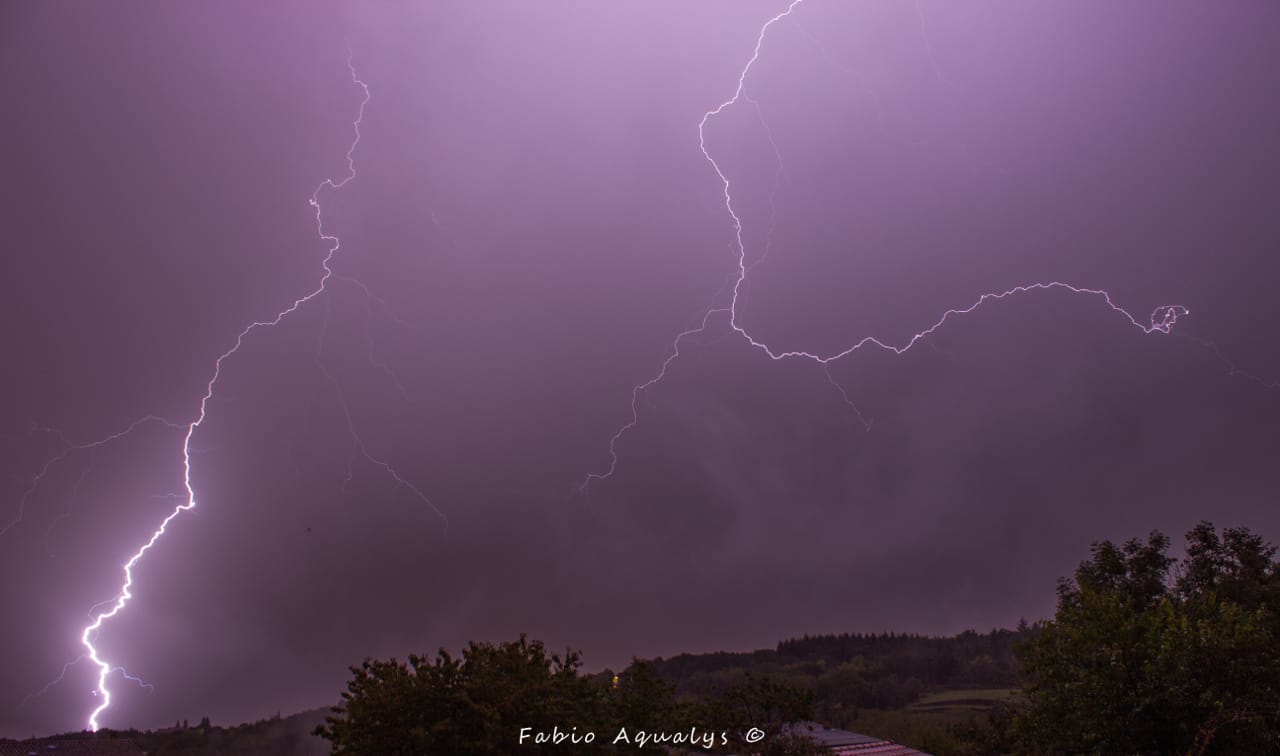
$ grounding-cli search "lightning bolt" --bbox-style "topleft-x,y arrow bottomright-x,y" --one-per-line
110,666 -> 156,697
1179,334 -> 1280,391
314,286 -> 447,524
2,416 -> 185,539
15,656 -> 152,712
333,273 -> 414,402
56,51 -> 439,732
580,0 -> 1268,489
10,4 -> 1272,735
15,656 -> 88,712
44,448 -> 96,558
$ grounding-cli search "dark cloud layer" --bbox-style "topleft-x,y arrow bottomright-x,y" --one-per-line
3,0 -> 1278,737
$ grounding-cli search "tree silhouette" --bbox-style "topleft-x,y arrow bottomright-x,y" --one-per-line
1017,523 -> 1280,754
316,634 -> 609,755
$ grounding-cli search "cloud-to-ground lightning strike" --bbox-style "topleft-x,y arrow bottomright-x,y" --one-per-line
8,4 -> 1274,737
17,656 -> 153,713
71,54 -> 365,733
581,0 -> 1260,489
54,53 -> 436,732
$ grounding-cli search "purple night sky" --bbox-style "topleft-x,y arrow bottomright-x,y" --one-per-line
3,0 -> 1279,737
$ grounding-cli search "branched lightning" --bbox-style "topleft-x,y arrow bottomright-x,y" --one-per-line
580,0 -> 1249,489
110,666 -> 156,697
1179,334 -> 1280,391
44,449 -> 97,558
75,53 -> 363,733
16,656 -> 153,712
2,416 -> 185,538
16,656 -> 88,712
36,52 -> 441,732
582,307 -> 730,489
333,274 -> 414,402
315,288 -> 446,524
9,3 -> 1273,735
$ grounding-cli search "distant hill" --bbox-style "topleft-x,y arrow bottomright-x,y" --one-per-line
0,709 -> 331,756
636,627 -> 1032,722
130,710 -> 329,756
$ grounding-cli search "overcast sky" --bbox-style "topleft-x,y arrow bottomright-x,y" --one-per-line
3,0 -> 1279,737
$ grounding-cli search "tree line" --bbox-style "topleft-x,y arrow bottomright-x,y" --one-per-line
652,625 -> 1027,717
315,635 -> 823,755
317,521 -> 1280,754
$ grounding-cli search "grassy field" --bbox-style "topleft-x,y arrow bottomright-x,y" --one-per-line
911,687 -> 1021,711
847,688 -> 1021,754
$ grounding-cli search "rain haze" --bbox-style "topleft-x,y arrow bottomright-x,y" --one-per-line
2,0 -> 1279,738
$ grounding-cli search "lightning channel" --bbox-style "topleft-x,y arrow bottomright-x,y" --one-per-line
110,666 -> 155,697
3,416 -> 184,539
15,657 -> 152,712
579,0 -> 1226,489
16,656 -> 87,712
314,287 -> 446,524
1179,334 -> 1280,391
72,52 -> 424,732
44,449 -> 96,558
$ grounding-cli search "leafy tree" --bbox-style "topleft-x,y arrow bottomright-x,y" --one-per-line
1178,521 -> 1280,623
316,635 -> 609,755
609,658 -> 681,748
697,673 -> 821,754
1016,524 -> 1280,754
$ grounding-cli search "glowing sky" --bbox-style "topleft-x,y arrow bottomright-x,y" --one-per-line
3,0 -> 1279,737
